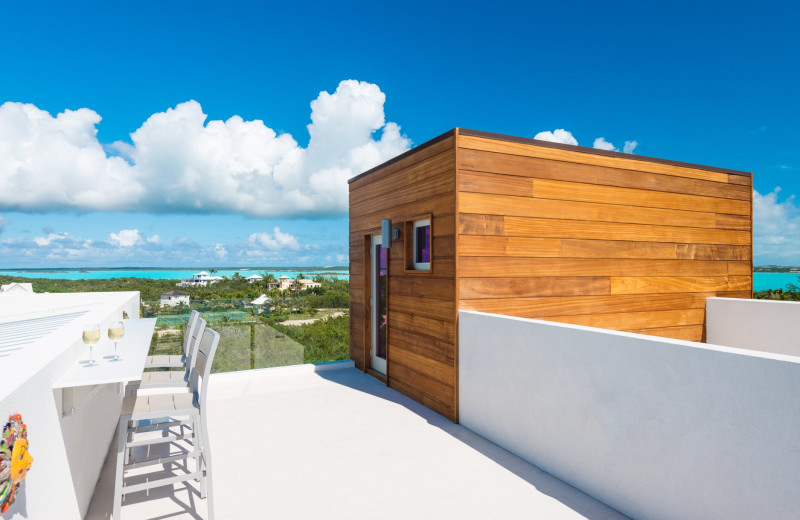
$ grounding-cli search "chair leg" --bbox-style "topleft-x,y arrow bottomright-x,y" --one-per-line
194,414 -> 206,497
200,413 -> 214,520
113,415 -> 130,520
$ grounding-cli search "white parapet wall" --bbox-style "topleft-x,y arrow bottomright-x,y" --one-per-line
707,297 -> 800,356
458,310 -> 800,520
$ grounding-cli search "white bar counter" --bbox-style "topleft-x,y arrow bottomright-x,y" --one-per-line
54,318 -> 156,417
54,318 -> 157,388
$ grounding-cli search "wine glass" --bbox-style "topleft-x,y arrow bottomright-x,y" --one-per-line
82,323 -> 101,366
108,320 -> 125,361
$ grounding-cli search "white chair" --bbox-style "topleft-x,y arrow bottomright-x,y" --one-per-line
144,310 -> 200,369
113,327 -> 219,520
136,317 -> 207,391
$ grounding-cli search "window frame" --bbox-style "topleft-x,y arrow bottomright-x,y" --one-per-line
404,214 -> 432,273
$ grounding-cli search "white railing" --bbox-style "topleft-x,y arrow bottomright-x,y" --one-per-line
458,310 -> 800,520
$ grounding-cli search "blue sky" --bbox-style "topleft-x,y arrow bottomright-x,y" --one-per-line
0,1 -> 798,267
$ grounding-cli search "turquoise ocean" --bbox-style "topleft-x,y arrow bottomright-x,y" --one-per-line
753,272 -> 800,291
0,267 -> 349,281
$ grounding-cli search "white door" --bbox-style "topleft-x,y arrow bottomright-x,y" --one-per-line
370,234 -> 387,374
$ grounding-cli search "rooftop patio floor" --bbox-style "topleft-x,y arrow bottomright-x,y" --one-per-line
87,362 -> 629,520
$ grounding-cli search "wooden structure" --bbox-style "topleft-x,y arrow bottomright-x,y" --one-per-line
348,128 -> 752,422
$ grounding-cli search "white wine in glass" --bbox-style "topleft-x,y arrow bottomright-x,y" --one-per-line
83,324 -> 101,366
108,321 -> 125,361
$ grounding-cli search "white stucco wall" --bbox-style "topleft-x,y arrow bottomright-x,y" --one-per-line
707,297 -> 800,357
458,310 -> 800,520
0,291 -> 139,520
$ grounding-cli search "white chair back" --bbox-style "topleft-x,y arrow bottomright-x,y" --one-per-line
182,310 -> 201,356
191,327 -> 220,413
183,317 -> 207,383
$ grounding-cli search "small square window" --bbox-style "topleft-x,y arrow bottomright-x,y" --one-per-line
412,219 -> 431,270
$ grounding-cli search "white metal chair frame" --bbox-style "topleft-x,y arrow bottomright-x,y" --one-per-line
113,327 -> 219,520
144,310 -> 200,369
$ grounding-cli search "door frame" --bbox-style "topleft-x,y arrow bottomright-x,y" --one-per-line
368,233 -> 388,375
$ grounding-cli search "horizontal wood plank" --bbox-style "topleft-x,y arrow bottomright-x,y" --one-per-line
390,309 -> 454,343
390,293 -> 455,322
499,216 -> 751,246
389,362 -> 454,402
389,276 -> 455,300
460,192 -> 723,230
390,346 -> 454,386
458,258 -> 731,278
544,308 -> 705,330
530,178 -> 750,216
458,170 -> 533,197
390,378 -> 455,421
459,235 -> 562,258
460,277 -> 611,299
388,326 -> 454,364
610,276 -> 751,294
458,293 -> 713,319
625,325 -> 704,341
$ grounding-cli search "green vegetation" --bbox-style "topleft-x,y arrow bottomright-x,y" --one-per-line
754,288 -> 800,301
2,272 -> 351,369
0,275 -> 177,300
273,315 -> 350,364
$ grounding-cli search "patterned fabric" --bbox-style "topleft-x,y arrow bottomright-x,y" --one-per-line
0,414 -> 32,514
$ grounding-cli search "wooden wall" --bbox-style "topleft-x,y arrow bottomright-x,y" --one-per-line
455,130 -> 752,342
349,133 -> 458,421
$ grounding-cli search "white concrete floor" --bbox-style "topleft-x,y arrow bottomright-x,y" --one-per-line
87,363 -> 629,520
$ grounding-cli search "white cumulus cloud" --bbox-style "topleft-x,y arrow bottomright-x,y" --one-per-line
534,128 -> 578,146
0,80 -> 411,218
212,243 -> 228,260
108,229 -> 143,247
593,137 -> 616,151
623,140 -> 638,154
248,227 -> 300,251
753,187 -> 800,263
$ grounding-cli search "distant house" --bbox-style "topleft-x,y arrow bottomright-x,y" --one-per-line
276,276 -> 321,292
298,279 -> 321,290
277,275 -> 293,291
160,290 -> 190,307
177,271 -> 224,288
0,282 -> 34,294
246,274 -> 263,283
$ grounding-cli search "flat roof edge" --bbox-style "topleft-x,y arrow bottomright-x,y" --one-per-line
348,127 -> 752,184
457,128 -> 752,177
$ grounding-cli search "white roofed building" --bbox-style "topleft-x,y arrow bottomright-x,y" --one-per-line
160,290 -> 190,307
0,282 -> 34,294
177,271 -> 224,287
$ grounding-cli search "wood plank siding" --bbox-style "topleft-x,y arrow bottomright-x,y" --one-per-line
455,129 -> 752,342
349,127 -> 752,423
349,132 -> 458,421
